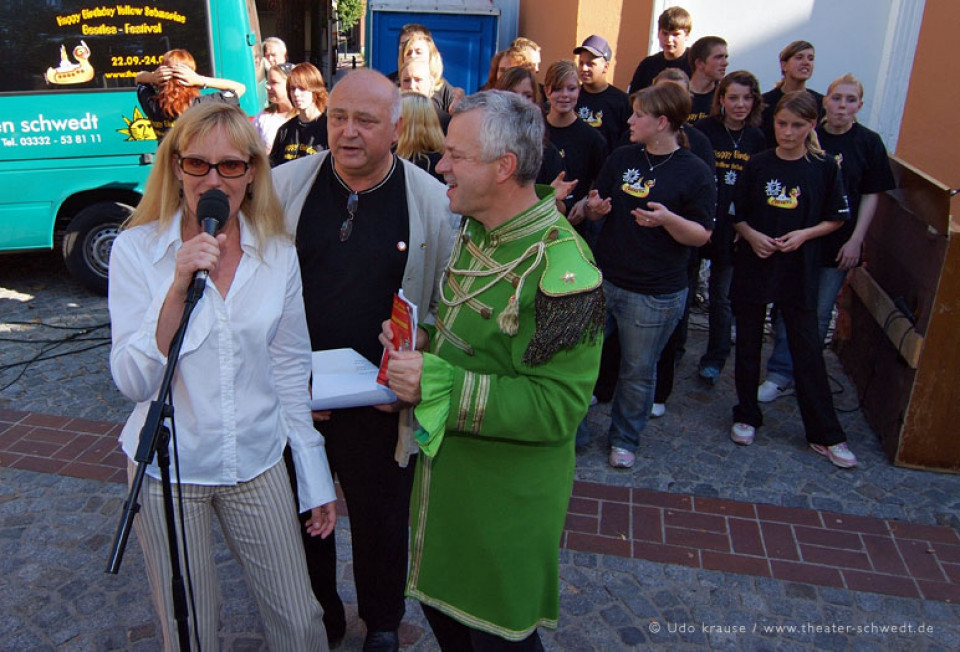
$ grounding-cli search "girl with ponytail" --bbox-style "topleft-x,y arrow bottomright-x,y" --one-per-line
572,81 -> 716,468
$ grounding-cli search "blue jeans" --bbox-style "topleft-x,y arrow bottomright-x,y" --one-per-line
765,266 -> 848,387
577,281 -> 686,451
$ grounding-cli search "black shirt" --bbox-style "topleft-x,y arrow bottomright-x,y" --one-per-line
270,115 -> 329,168
693,117 -> 767,263
593,145 -> 716,295
408,151 -> 445,184
760,87 -> 824,146
628,52 -> 692,93
536,142 -> 566,187
545,117 -> 607,212
815,122 -> 895,266
575,84 -> 632,154
136,84 -> 238,141
730,150 -> 849,309
687,89 -> 715,125
296,156 -> 410,364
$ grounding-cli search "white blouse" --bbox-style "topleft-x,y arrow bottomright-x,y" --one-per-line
108,212 -> 335,511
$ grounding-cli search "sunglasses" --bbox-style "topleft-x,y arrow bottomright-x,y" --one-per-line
339,192 -> 358,242
178,156 -> 250,178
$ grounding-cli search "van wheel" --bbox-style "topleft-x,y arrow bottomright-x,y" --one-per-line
62,201 -> 132,295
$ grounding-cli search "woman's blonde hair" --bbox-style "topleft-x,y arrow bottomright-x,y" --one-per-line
157,49 -> 200,118
401,36 -> 444,93
396,92 -> 445,162
126,102 -> 286,250
544,60 -> 579,95
823,73 -> 864,125
775,90 -> 824,158
825,72 -> 864,100
265,62 -> 295,114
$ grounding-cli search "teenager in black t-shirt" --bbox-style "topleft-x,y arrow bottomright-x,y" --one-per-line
543,61 -> 606,234
573,35 -> 632,153
760,41 -> 824,145
729,91 -> 857,469
760,74 -> 895,403
686,37 -> 728,125
642,69 -> 718,414
496,67 -> 575,214
693,71 -> 767,384
270,63 -> 329,167
574,82 -> 715,469
627,6 -> 693,92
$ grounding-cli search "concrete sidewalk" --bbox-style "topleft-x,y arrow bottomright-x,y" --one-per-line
2,251 -> 959,650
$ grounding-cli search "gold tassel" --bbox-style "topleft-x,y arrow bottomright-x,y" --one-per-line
498,295 -> 520,335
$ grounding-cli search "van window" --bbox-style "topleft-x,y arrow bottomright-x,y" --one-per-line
1,1 -> 212,94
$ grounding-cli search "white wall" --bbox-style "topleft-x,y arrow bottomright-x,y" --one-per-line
649,0 -> 925,150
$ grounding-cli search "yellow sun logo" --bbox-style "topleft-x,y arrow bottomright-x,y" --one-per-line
117,107 -> 157,141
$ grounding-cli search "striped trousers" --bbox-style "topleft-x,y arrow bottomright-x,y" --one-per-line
130,459 -> 329,651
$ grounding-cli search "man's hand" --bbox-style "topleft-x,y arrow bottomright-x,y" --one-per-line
305,501 -> 337,539
385,350 -> 423,404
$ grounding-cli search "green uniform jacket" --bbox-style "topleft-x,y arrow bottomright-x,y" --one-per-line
408,187 -> 604,640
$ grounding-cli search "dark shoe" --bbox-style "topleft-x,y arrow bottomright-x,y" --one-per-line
325,619 -> 345,648
698,366 -> 720,385
363,630 -> 399,652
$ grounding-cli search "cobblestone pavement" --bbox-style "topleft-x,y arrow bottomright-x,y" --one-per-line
3,251 -> 960,650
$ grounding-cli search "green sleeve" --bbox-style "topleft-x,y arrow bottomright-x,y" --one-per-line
413,333 -> 601,456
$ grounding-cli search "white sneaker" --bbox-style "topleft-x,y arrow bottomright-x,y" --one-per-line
731,422 -> 756,445
650,403 -> 666,418
810,442 -> 859,469
757,380 -> 790,403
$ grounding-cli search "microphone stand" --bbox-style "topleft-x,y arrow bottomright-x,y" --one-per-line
106,280 -> 208,651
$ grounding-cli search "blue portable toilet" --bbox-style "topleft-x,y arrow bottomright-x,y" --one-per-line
367,0 -> 510,94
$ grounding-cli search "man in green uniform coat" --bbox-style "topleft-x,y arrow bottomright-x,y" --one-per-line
382,90 -> 604,649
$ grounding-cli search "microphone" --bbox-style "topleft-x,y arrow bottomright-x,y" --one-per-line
190,189 -> 230,297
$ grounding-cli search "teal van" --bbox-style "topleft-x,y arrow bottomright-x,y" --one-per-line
0,0 -> 266,294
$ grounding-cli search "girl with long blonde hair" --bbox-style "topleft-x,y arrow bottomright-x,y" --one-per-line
730,91 -> 858,469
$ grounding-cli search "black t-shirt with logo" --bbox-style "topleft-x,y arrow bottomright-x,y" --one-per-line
593,144 -> 716,295
815,122 -> 894,266
687,89 -> 714,125
730,149 -> 849,308
693,117 -> 767,263
575,84 -> 632,154
270,115 -> 329,168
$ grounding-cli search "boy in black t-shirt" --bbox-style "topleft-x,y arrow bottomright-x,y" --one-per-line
687,36 -> 728,124
573,35 -> 632,153
628,6 -> 693,92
